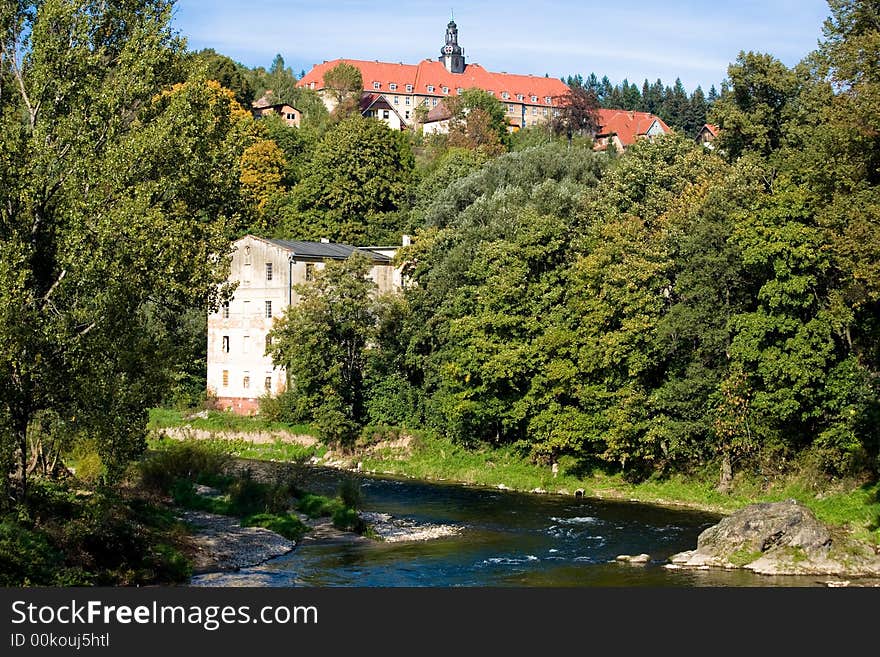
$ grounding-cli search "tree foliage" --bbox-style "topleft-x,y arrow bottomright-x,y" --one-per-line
267,253 -> 380,442
0,0 -> 249,502
276,117 -> 414,244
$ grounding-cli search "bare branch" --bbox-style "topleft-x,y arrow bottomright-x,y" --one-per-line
42,269 -> 67,305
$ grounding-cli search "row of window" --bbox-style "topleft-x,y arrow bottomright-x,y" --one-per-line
220,300 -> 273,319
220,334 -> 273,354
240,258 -> 316,282
371,82 -> 554,104
220,370 -> 273,392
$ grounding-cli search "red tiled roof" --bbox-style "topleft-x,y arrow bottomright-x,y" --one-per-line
703,123 -> 719,136
299,58 -> 569,105
596,109 -> 671,146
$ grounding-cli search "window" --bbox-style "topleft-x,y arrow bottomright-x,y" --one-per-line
265,262 -> 273,281
265,301 -> 272,318
243,245 -> 251,265
426,85 -> 434,93
502,92 -> 509,99
264,376 -> 272,392
305,263 -> 315,281
309,82 -> 315,89
389,83 -> 398,91
222,370 -> 229,387
406,84 -> 413,92
457,88 -> 463,95
432,98 -> 438,106
372,81 -> 380,90
243,373 -> 250,389
543,108 -> 548,116
222,336 -> 229,353
405,110 -> 410,119
531,95 -> 538,102
424,99 -> 429,106
545,96 -> 552,104
405,96 -> 411,105
222,302 -> 230,319
285,112 -> 295,120
393,96 -> 399,104
517,94 -> 524,101
265,334 -> 272,351
243,300 -> 251,316
442,86 -> 449,94
508,104 -> 515,113
532,107 -> 538,115
383,109 -> 389,119
487,90 -> 494,96
243,335 -> 250,353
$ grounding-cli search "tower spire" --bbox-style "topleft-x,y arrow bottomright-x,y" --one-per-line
440,16 -> 465,73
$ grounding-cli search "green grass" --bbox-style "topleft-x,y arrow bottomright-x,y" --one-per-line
241,513 -> 309,541
728,548 -> 762,567
148,407 -> 318,437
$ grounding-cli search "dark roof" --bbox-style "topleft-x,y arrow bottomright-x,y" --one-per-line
263,238 -> 391,262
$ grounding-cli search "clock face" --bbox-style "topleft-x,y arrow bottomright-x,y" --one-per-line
443,45 -> 454,54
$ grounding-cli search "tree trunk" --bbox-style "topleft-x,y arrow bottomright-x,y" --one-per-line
717,452 -> 733,494
13,413 -> 29,504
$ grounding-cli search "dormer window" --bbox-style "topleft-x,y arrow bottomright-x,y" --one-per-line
426,85 -> 434,93
389,83 -> 397,91
517,94 -> 524,101
545,96 -> 552,104
502,92 -> 510,99
406,84 -> 413,92
457,88 -> 463,94
531,95 -> 538,102
442,86 -> 449,94
373,81 -> 381,90
487,90 -> 493,96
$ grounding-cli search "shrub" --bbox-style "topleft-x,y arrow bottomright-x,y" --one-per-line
139,442 -> 229,493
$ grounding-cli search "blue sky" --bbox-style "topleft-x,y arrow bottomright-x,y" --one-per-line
171,0 -> 831,92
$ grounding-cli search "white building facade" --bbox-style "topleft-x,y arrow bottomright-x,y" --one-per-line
207,235 -> 402,414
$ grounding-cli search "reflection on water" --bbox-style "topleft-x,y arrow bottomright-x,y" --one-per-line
191,464 -> 822,588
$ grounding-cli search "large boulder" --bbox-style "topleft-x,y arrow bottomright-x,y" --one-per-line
669,499 -> 880,576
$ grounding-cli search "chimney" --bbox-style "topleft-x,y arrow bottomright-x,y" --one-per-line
320,237 -> 330,243
402,234 -> 411,247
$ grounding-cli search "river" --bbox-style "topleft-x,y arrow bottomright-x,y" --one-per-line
191,465 -> 823,587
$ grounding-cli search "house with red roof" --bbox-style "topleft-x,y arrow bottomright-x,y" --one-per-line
593,109 -> 672,151
251,91 -> 302,127
696,123 -> 719,148
297,20 -> 569,131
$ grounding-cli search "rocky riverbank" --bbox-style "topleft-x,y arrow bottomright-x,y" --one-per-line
180,509 -> 296,573
667,499 -> 880,581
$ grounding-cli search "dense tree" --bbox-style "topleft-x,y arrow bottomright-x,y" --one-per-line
709,51 -> 800,160
192,48 -> 254,106
550,86 -> 600,141
323,61 -> 364,118
276,117 -> 414,244
0,0 -> 249,503
267,253 -> 380,442
444,88 -> 509,154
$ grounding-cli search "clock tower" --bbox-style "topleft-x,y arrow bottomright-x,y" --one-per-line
440,19 -> 466,73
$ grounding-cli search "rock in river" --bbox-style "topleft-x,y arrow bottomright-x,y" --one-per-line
669,499 -> 880,577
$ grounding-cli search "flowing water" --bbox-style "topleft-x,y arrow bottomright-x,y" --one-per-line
191,465 -> 822,587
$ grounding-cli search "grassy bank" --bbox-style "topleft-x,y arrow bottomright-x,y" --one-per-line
0,480 -> 191,586
148,408 -> 318,437
149,409 -> 878,546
